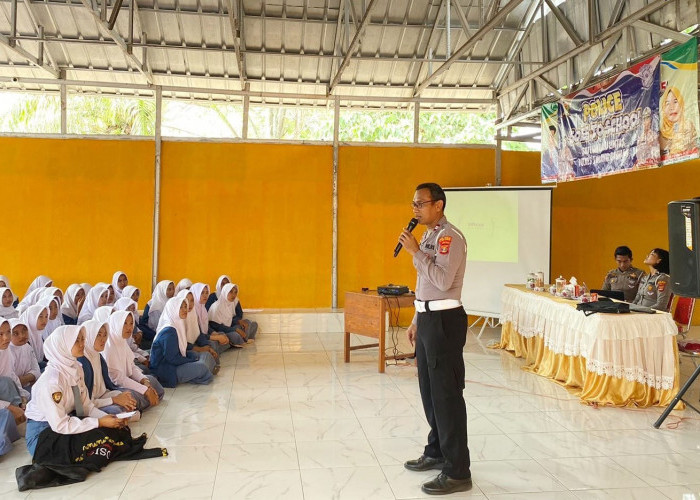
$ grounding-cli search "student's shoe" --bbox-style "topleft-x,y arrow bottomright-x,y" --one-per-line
129,411 -> 141,423
404,455 -> 446,471
421,473 -> 472,495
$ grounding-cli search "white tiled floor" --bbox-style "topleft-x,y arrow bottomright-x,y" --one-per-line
2,319 -> 700,499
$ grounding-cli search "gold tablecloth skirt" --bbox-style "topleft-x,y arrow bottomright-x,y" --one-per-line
494,321 -> 683,408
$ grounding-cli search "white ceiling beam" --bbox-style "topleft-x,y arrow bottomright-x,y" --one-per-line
78,0 -> 153,84
413,0 -> 527,97
226,0 -> 247,87
328,0 -> 380,94
0,33 -> 60,78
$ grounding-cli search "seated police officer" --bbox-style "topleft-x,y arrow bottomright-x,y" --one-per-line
632,248 -> 672,311
601,246 -> 644,302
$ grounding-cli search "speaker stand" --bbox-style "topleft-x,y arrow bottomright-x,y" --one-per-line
653,363 -> 700,428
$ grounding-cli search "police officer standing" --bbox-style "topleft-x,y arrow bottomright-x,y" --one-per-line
397,183 -> 471,495
601,246 -> 644,302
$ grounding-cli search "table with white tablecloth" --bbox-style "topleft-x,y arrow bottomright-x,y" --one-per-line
494,285 -> 682,407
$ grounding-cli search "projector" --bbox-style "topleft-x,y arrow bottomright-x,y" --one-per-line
377,284 -> 410,296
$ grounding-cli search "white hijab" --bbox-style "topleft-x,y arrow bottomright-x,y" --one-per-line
190,283 -> 210,335
19,303 -> 48,362
24,275 -> 52,299
156,294 -> 189,356
103,310 -> 136,374
61,284 -> 82,320
0,287 -> 18,319
0,319 -> 28,399
182,291 -> 200,344
0,276 -> 14,296
148,280 -> 173,314
78,284 -> 108,324
39,296 -> 63,340
208,283 -> 236,325
43,325 -> 83,386
114,297 -> 137,313
121,285 -> 140,302
111,271 -> 128,300
93,306 -> 113,325
175,278 -> 192,294
215,275 -> 231,298
82,319 -> 110,396
95,282 -> 115,306
17,287 -> 45,315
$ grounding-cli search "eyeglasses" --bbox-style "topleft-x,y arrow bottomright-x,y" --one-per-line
411,200 -> 436,209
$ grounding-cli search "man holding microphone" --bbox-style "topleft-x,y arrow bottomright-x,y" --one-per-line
397,182 -> 472,495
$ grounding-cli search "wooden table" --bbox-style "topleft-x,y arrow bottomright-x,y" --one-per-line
344,291 -> 416,373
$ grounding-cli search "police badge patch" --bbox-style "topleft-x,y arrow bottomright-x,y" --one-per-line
438,236 -> 452,254
52,392 -> 62,404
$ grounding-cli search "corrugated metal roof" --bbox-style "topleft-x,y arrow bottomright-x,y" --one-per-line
0,0 -> 695,116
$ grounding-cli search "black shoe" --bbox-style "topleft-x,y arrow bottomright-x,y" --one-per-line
404,455 -> 446,471
421,472 -> 472,495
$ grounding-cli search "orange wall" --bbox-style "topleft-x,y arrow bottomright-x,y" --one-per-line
1,137 -> 154,305
158,142 -> 333,308
337,146 -> 496,307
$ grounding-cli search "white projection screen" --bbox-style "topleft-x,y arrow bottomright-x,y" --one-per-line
445,187 -> 553,318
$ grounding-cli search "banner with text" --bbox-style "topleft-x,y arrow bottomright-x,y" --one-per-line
555,56 -> 660,181
660,37 -> 699,165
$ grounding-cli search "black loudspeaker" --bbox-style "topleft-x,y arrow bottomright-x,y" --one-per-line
668,199 -> 700,297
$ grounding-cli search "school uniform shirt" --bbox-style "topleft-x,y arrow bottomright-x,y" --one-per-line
0,287 -> 18,319
78,320 -> 121,408
632,272 -> 673,311
78,285 -> 108,325
208,283 -> 237,327
146,280 -> 173,331
111,271 -> 128,301
25,326 -> 106,434
103,311 -> 149,395
19,304 -> 48,363
60,284 -> 82,325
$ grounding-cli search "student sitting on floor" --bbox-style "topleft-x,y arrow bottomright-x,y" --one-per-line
181,290 -> 221,372
19,304 -> 49,368
0,276 -> 18,308
9,319 -> 40,395
191,283 -> 230,357
208,283 -> 251,347
205,274 -> 231,311
140,280 -> 174,347
149,295 -> 215,388
39,296 -> 63,340
104,311 -> 164,412
111,271 -> 129,301
175,278 -> 192,294
229,283 -> 259,340
60,284 -> 85,325
79,319 -> 139,417
78,284 -> 109,325
17,276 -> 53,314
0,287 -> 19,320
0,318 -> 21,457
19,325 -> 165,491
113,297 -> 149,371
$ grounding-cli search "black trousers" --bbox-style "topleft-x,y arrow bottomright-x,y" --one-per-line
415,306 -> 470,479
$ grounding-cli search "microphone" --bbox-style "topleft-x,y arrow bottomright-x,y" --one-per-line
394,218 -> 419,257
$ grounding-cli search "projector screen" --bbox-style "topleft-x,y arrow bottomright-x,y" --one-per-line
445,187 -> 552,317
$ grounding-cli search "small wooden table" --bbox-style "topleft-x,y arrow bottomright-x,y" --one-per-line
344,290 -> 416,373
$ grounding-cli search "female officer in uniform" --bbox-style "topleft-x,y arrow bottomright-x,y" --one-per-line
632,248 -> 672,311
